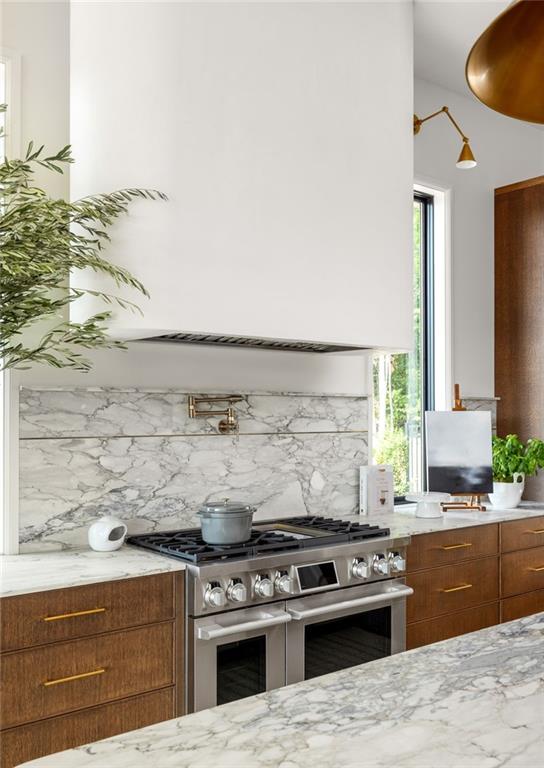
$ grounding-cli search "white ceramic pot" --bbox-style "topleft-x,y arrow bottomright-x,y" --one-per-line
488,473 -> 525,509
88,516 -> 128,551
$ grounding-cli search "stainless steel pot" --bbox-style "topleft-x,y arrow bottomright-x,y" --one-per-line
198,499 -> 256,545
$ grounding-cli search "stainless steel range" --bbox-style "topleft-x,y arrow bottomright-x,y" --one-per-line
128,516 -> 412,712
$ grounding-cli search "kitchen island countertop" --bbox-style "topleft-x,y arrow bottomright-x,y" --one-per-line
21,611 -> 544,767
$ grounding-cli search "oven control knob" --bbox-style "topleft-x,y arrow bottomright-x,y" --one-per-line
275,572 -> 293,595
352,558 -> 370,580
389,553 -> 406,573
255,576 -> 274,599
373,555 -> 390,577
204,583 -> 227,609
227,580 -> 247,603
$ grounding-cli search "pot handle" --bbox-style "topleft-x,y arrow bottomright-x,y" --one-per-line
513,472 -> 525,484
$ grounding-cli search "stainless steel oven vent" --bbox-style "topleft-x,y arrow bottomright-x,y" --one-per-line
140,333 -> 366,353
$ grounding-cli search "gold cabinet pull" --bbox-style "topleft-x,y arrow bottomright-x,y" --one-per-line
440,583 -> 473,593
528,529 -> 544,535
528,566 -> 544,572
43,668 -> 106,687
440,542 -> 473,551
43,607 -> 106,622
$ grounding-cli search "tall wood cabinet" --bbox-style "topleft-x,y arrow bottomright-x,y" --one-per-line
495,176 -> 544,501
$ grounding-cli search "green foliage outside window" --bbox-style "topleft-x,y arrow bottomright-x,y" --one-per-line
373,200 -> 424,495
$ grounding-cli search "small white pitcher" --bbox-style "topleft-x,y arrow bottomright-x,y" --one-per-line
488,472 -> 525,509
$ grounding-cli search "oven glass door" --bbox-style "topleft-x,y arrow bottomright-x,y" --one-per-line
192,604 -> 289,712
286,580 -> 412,685
304,606 -> 391,679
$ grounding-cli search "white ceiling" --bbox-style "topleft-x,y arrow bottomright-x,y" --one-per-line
414,1 -> 508,97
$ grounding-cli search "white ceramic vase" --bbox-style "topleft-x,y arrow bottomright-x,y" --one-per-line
488,472 -> 525,509
88,516 -> 128,551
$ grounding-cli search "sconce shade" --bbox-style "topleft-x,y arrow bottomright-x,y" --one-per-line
456,141 -> 477,170
466,0 -> 544,124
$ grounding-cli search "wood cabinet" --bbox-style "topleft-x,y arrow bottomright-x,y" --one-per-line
405,526 -> 499,650
495,176 -> 544,502
501,516 -> 544,553
406,518 -> 544,649
0,572 -> 184,768
406,556 -> 499,624
500,517 -> 544,621
406,525 -> 498,572
0,572 -> 175,652
407,603 -> 499,651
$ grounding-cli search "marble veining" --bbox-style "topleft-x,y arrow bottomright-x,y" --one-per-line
19,388 -> 367,438
21,613 -> 544,767
20,432 -> 367,551
0,547 -> 185,598
19,388 -> 368,551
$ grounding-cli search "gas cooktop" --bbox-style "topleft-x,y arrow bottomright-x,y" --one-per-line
127,516 -> 391,564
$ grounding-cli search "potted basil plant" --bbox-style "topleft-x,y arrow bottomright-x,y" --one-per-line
489,435 -> 544,508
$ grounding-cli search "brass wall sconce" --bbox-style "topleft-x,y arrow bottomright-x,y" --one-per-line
188,395 -> 243,434
413,106 -> 477,169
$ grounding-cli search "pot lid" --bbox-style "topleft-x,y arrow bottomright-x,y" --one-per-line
199,499 -> 254,515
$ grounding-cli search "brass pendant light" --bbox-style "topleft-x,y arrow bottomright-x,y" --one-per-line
466,0 -> 544,124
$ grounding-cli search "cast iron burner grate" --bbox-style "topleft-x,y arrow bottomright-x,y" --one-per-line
285,516 -> 390,538
127,529 -> 303,563
127,516 -> 390,564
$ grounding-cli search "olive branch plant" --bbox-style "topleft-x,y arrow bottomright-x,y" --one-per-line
0,103 -> 166,371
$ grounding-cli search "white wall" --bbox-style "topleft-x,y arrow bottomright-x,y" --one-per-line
0,1 -> 69,198
18,341 -> 372,396
415,77 -> 544,398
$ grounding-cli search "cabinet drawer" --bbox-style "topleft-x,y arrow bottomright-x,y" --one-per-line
0,688 -> 174,768
407,602 -> 499,650
406,556 -> 499,623
406,525 -> 498,572
501,516 -> 544,553
0,623 -> 173,729
501,589 -> 544,623
501,545 -> 544,597
0,573 -> 175,652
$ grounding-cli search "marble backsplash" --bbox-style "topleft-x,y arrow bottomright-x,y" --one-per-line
19,388 -> 368,551
463,397 -> 498,434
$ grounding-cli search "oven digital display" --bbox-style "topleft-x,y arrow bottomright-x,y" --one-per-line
297,561 -> 338,591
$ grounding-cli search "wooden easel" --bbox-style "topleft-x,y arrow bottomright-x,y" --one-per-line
440,384 -> 488,512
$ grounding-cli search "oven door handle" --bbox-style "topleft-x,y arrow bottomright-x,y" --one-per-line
287,584 -> 414,620
197,611 -> 292,640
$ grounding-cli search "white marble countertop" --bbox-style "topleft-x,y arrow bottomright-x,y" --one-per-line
2,503 -> 544,598
352,500 -> 544,538
0,547 -> 185,598
21,612 -> 544,767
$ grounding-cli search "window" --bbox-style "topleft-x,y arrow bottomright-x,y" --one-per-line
372,192 -> 435,498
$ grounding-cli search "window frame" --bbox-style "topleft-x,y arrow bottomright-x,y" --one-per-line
392,191 -> 435,504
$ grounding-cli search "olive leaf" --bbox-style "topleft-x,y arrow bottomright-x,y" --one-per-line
0,103 -> 167,371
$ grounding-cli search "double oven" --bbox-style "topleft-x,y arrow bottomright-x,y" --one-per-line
188,547 -> 412,712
